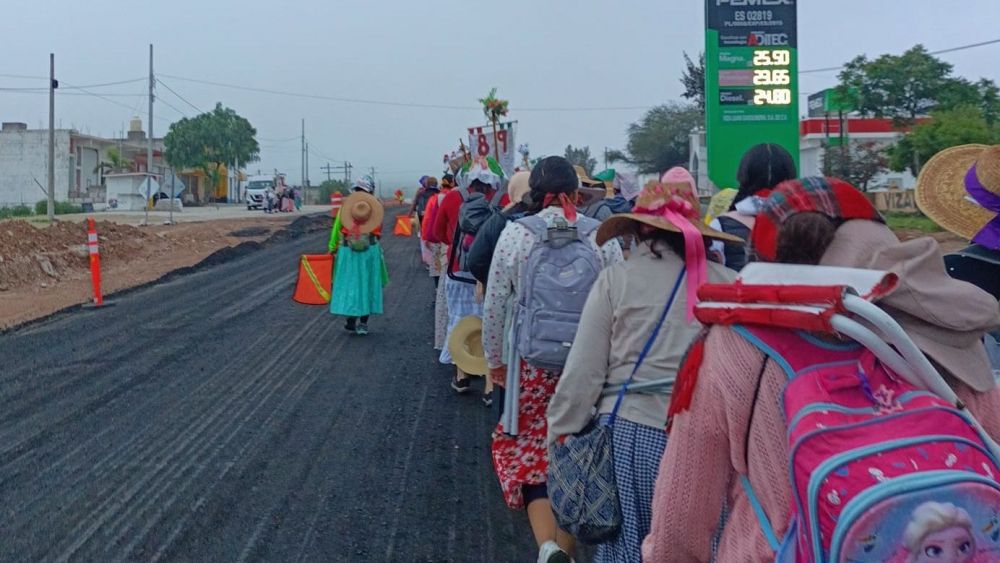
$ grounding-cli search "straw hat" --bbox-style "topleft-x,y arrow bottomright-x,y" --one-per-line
916,144 -> 1000,248
341,192 -> 384,234
447,316 -> 487,376
597,177 -> 744,246
504,171 -> 531,212
573,165 -> 602,188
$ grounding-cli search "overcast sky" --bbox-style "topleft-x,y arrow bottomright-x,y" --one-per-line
4,0 -> 1000,191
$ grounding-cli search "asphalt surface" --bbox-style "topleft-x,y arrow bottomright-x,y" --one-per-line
0,214 -> 539,562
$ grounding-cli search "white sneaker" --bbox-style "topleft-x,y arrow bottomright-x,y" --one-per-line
537,540 -> 571,563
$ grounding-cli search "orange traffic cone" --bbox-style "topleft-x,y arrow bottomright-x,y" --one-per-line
393,215 -> 413,237
293,254 -> 334,305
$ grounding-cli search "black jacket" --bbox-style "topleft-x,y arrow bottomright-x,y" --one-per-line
467,209 -> 526,286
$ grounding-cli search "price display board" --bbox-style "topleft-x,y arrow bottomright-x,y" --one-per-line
705,0 -> 799,189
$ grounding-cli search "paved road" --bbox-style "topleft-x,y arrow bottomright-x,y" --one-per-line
0,215 -> 537,561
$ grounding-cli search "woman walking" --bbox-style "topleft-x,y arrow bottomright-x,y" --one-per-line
482,156 -> 623,563
328,176 -> 388,335
547,168 -> 740,563
644,177 -> 1000,562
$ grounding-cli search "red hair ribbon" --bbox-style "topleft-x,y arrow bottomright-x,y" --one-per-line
543,193 -> 578,222
633,193 -> 707,322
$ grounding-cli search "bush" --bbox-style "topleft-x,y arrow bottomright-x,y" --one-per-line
34,200 -> 84,216
0,205 -> 33,219
884,212 -> 942,233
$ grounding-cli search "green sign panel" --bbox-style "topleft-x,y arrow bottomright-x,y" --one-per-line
705,0 -> 800,190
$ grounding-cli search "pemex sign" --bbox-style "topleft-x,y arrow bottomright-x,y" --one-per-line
705,0 -> 800,190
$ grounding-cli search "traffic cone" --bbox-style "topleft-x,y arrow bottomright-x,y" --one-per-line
86,218 -> 105,306
293,254 -> 334,305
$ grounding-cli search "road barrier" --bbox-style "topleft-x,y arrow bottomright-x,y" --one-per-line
393,215 -> 413,237
330,193 -> 343,217
86,218 -> 104,306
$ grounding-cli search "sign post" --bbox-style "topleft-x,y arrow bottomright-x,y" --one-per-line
705,0 -> 800,190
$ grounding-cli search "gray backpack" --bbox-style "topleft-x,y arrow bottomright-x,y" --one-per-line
515,214 -> 602,371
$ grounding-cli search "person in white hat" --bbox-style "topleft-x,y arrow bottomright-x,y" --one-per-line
328,176 -> 387,335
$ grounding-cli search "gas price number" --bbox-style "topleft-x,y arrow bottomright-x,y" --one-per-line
752,49 -> 792,107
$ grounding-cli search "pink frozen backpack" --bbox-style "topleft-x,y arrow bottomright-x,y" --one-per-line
695,264 -> 1000,562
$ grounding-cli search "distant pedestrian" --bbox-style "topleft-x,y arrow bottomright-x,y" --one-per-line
328,176 -> 388,336
294,186 -> 302,210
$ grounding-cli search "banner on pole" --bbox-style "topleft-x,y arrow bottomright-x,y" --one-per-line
467,121 -> 517,176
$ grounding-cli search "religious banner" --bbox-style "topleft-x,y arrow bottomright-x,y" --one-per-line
468,121 -> 517,177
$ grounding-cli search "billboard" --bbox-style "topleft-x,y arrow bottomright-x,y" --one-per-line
705,0 -> 800,190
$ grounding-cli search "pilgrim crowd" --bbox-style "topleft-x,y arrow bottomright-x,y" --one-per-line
325,141 -> 1000,563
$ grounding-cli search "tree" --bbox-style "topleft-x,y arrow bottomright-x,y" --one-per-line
889,105 -> 998,176
680,51 -> 705,113
94,147 -> 133,181
563,145 -> 597,176
821,141 -> 889,191
164,103 -> 260,174
607,103 -> 702,174
838,46 -> 955,126
317,179 -> 350,201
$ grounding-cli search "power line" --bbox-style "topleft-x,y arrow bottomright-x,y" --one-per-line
160,73 -> 653,113
800,37 -> 1000,74
156,95 -> 187,117
156,78 -> 203,113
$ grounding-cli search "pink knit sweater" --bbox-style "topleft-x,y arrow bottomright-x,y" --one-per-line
642,325 -> 1000,562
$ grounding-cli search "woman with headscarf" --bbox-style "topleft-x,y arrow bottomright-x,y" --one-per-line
707,143 -> 796,271
547,167 -> 740,563
423,175 -> 456,350
643,177 -> 1000,562
482,156 -> 624,563
328,176 -> 388,335
430,159 -> 503,395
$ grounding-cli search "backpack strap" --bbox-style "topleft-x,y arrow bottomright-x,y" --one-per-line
515,214 -> 547,238
740,475 -> 781,552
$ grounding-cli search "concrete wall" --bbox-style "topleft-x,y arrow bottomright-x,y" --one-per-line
0,129 -> 72,208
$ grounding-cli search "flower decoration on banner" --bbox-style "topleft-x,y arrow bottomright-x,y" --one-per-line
478,87 -> 509,122
393,189 -> 404,203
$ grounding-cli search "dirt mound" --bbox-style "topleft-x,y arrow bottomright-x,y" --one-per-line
0,220 -> 149,289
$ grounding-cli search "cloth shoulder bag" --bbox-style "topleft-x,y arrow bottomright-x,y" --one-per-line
548,269 -> 685,544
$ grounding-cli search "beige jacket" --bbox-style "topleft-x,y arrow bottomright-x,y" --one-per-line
546,243 -> 737,442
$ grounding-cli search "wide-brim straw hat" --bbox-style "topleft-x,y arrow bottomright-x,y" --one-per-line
574,165 -> 604,188
597,178 -> 744,246
916,144 -> 1000,246
447,316 -> 487,376
341,192 -> 384,234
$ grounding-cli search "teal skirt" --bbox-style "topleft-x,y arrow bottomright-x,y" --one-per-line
330,243 -> 385,317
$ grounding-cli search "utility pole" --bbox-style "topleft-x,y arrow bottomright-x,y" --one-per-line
304,142 -> 310,196
322,162 -> 334,182
300,119 -> 305,193
346,161 -> 352,184
145,44 -> 154,226
369,166 -> 379,198
47,53 -> 56,222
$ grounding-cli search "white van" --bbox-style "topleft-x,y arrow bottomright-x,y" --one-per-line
244,175 -> 275,210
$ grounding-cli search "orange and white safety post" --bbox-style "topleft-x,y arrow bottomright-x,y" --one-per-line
330,192 -> 343,217
86,218 -> 104,306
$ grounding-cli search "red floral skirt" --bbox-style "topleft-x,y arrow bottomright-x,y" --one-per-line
491,361 -> 561,509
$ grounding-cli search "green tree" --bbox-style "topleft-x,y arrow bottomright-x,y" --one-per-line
837,45 -> 955,126
563,145 -> 597,176
821,141 -> 889,192
889,105 -> 998,175
164,103 -> 260,175
607,103 -> 701,174
680,51 -> 705,113
317,179 -> 350,201
94,147 -> 133,177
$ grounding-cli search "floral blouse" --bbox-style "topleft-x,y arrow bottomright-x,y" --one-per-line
482,206 -> 624,369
